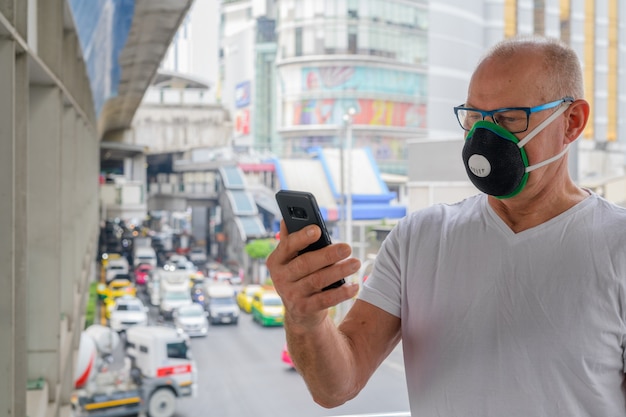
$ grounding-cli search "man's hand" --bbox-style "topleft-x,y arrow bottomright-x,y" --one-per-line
267,220 -> 361,331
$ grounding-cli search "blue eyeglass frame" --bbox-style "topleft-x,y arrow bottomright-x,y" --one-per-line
453,96 -> 574,133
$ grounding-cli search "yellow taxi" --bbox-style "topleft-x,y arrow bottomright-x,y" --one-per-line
107,276 -> 136,299
188,271 -> 205,289
250,287 -> 284,326
236,284 -> 262,313
101,277 -> 137,319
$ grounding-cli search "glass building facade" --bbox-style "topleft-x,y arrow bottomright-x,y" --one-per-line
275,0 -> 429,174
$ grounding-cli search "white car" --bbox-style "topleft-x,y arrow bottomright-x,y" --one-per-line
109,296 -> 149,333
159,289 -> 193,319
105,257 -> 130,283
173,303 -> 208,337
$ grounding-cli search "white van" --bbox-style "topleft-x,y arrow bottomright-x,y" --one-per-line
158,270 -> 192,319
134,246 -> 157,268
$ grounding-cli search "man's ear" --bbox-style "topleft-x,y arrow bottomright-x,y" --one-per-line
564,99 -> 590,143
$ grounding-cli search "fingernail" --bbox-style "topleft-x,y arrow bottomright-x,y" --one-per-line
306,226 -> 316,236
338,246 -> 351,257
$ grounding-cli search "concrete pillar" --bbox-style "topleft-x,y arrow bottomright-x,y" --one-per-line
27,85 -> 63,402
0,37 -> 29,417
36,0 -> 63,77
58,107 -> 77,405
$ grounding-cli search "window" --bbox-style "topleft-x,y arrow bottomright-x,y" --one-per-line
295,27 -> 303,56
348,25 -> 358,54
167,341 -> 189,359
348,0 -> 359,18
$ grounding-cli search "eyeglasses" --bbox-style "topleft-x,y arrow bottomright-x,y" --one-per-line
453,97 -> 574,133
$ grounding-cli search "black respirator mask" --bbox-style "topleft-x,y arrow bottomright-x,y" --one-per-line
462,102 -> 571,199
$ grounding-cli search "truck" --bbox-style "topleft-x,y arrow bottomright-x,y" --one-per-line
72,324 -> 197,417
158,270 -> 193,319
133,246 -> 158,269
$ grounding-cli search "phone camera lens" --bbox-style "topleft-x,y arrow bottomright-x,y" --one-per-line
291,207 -> 308,219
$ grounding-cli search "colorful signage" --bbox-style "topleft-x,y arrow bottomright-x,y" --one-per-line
292,98 -> 426,128
235,109 -> 250,136
235,80 -> 251,108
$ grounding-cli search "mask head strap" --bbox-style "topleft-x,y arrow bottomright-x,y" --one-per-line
517,100 -> 572,148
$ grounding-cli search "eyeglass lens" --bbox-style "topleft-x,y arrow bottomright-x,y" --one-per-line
458,109 -> 528,133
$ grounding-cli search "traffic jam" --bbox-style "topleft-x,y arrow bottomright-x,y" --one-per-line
72,221 -> 287,417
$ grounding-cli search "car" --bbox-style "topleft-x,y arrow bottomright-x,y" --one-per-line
134,263 -> 153,286
107,276 -> 136,299
159,289 -> 193,319
281,343 -> 295,368
164,259 -> 196,274
108,296 -> 149,333
104,255 -> 130,283
250,288 -> 285,326
188,246 -> 207,266
190,282 -> 207,310
206,262 -> 231,280
166,254 -> 188,265
173,303 -> 208,337
236,284 -> 262,313
188,270 -> 205,289
210,270 -> 243,294
205,285 -> 240,325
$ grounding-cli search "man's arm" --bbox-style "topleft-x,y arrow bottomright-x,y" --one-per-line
267,220 -> 401,408
286,299 -> 401,408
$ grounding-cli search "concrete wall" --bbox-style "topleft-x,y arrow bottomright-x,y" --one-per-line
0,2 -> 99,417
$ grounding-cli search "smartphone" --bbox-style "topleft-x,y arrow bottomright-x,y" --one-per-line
275,190 -> 345,291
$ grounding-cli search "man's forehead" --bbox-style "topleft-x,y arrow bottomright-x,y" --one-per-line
468,62 -> 545,107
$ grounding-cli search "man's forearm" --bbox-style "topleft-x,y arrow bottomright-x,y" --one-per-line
285,312 -> 361,408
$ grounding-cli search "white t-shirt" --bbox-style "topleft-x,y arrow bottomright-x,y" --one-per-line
359,192 -> 626,416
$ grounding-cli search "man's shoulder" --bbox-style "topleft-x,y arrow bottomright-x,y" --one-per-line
395,194 -> 485,235
407,193 -> 484,221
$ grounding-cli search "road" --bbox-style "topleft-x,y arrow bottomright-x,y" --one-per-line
165,301 -> 410,417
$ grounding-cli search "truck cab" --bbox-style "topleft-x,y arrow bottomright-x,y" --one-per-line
73,325 -> 197,417
125,325 -> 197,399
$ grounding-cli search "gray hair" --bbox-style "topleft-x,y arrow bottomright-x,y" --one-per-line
481,35 -> 584,100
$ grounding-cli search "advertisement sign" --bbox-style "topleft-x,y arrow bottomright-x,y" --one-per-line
235,81 -> 251,108
292,98 -> 426,128
235,109 -> 250,136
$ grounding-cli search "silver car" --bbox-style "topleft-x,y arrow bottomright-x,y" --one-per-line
173,303 -> 208,337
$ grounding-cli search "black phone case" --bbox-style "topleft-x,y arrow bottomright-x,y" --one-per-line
275,190 -> 344,290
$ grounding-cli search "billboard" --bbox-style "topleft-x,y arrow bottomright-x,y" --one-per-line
235,109 -> 250,136
235,80 -> 251,108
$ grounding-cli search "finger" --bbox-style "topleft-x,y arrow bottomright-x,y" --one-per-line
287,241 -> 354,281
303,257 -> 361,294
285,273 -> 361,320
266,221 -> 320,286
279,221 -> 323,258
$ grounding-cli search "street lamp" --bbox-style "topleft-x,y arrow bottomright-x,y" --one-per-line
342,107 -> 356,250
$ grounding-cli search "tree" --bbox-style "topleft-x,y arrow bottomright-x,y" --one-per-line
245,238 -> 277,284
245,238 -> 277,259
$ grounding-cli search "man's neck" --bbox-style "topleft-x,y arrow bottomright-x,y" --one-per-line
487,180 -> 589,233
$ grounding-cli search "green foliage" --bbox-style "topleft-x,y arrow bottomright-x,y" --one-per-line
84,282 -> 98,329
245,238 -> 277,260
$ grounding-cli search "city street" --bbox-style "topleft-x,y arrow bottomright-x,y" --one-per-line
151,298 -> 411,417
